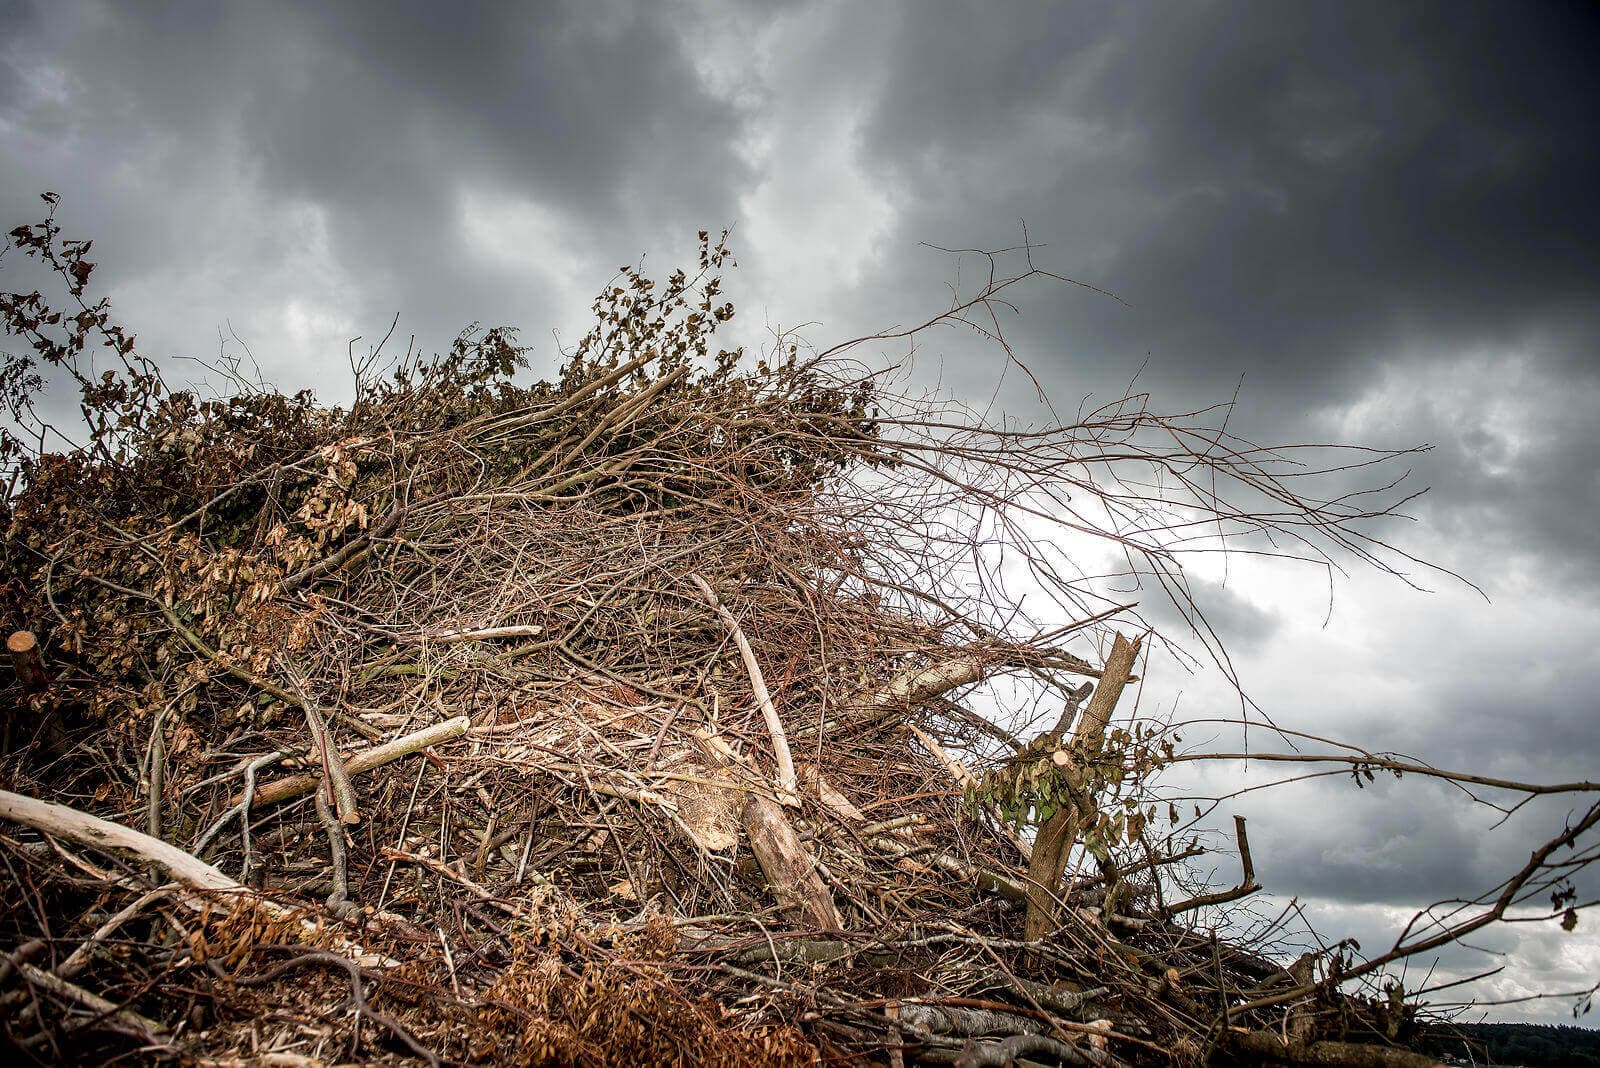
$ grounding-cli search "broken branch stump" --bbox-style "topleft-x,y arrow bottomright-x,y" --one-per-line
696,729 -> 841,930
1024,631 -> 1142,941
7,630 -> 50,691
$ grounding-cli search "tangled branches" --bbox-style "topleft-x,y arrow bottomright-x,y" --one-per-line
0,195 -> 1593,1066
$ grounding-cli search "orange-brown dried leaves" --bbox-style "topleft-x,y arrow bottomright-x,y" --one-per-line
479,930 -> 816,1067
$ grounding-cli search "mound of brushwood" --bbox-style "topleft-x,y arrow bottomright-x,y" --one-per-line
0,210 -> 1459,1066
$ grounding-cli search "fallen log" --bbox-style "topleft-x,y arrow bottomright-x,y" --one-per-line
742,793 -> 843,929
2,787 -> 265,897
0,788 -> 393,967
696,729 -> 841,929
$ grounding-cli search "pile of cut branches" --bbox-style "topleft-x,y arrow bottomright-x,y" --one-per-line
1,196 -> 1593,1067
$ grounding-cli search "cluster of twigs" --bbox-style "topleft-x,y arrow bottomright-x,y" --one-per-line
1,196 -> 1594,1066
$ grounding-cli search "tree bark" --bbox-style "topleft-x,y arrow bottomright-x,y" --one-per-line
1024,632 -> 1141,941
7,629 -> 50,691
742,793 -> 842,930
696,730 -> 841,929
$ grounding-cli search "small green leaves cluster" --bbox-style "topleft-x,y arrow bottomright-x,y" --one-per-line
565,229 -> 739,389
967,722 -> 1178,849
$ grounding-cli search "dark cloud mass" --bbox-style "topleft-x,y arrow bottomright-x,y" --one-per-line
844,0 -> 1600,607
1138,573 -> 1281,653
2,0 -> 1596,1022
864,2 -> 1600,398
0,0 -> 748,387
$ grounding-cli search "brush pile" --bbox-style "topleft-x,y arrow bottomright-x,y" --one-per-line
0,203 -> 1450,1065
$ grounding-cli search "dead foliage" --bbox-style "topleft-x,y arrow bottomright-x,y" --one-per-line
1,194 -> 1593,1066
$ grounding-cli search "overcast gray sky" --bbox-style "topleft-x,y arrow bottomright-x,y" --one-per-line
3,0 -> 1596,1024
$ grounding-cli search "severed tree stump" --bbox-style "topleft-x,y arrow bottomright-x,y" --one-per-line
8,630 -> 50,692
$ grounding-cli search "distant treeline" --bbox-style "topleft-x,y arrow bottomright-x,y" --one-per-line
1417,1021 -> 1600,1066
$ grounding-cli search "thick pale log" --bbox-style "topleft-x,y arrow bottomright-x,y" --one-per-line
871,652 -> 991,712
7,630 -> 50,691
0,788 -> 392,966
857,645 -> 1104,725
696,728 -> 840,929
897,1002 -> 1043,1038
402,624 -> 545,644
742,793 -> 843,930
1,787 -> 244,894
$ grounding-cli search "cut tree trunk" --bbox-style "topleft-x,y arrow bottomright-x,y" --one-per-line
1024,631 -> 1142,941
7,630 -> 50,691
231,716 -> 470,810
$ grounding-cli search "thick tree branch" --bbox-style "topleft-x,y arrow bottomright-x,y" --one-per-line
688,572 -> 799,804
229,715 -> 470,810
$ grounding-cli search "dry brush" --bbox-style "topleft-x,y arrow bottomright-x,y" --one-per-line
0,195 -> 1593,1066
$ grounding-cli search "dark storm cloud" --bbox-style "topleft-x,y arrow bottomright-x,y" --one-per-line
860,1 -> 1600,396
0,1 -> 40,111
1168,585 -> 1600,912
840,1 -> 1600,591
1137,573 -> 1281,654
254,3 -> 747,226
1401,643 -> 1600,786
1369,343 -> 1600,588
0,0 -> 748,380
1235,774 -> 1598,909
1250,779 -> 1483,905
1175,573 -> 1600,907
